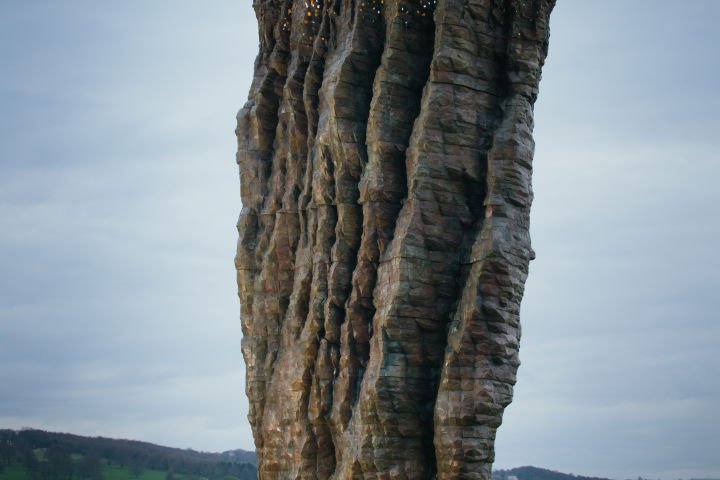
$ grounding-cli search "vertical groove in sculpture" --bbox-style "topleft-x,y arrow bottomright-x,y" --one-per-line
236,0 -> 555,478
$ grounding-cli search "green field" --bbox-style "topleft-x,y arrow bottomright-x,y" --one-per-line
0,463 -> 29,480
101,464 -> 169,480
0,463 -> 190,480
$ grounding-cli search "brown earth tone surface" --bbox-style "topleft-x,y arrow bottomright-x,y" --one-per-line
235,0 -> 555,478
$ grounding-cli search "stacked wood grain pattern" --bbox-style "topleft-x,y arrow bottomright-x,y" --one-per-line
235,1 -> 555,477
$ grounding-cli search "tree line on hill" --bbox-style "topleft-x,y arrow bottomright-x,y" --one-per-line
0,430 -> 256,480
493,466 -> 619,480
493,467 -> 720,480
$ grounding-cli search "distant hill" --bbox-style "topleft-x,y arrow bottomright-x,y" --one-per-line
5,429 -> 671,480
493,466 -> 614,480
0,429 -> 256,480
216,450 -> 256,466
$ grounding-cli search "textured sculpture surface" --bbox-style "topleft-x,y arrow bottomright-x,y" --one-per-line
235,0 -> 554,478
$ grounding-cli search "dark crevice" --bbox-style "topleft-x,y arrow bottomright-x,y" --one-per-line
312,2 -> 387,474
336,0 -> 437,440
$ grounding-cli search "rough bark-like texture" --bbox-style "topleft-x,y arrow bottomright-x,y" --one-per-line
235,1 -> 554,478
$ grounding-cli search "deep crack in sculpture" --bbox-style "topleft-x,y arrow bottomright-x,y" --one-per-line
235,0 -> 555,478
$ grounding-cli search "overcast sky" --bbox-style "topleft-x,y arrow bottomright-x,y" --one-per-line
1,2 -> 718,479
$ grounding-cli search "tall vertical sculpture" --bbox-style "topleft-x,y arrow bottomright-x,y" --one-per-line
236,0 -> 555,477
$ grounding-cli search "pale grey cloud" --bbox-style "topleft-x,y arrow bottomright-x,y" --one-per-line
1,0 -> 257,453
1,1 -> 718,478
494,2 -> 720,478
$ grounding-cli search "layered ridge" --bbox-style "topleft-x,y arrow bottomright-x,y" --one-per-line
236,1 -> 554,478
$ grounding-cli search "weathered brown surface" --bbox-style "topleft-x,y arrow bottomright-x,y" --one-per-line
235,0 -> 554,478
